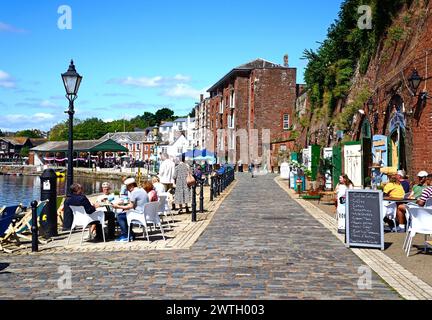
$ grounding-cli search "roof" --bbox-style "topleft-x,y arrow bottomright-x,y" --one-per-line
207,58 -> 292,93
100,132 -> 148,142
31,139 -> 128,153
160,122 -> 174,128
0,137 -> 30,146
29,138 -> 48,147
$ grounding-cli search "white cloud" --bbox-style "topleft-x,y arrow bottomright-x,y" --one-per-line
162,84 -> 208,100
40,100 -> 60,108
0,112 -> 57,131
0,70 -> 16,88
0,22 -> 26,33
108,74 -> 192,88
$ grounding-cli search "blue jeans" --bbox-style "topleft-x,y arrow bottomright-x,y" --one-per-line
117,212 -> 129,237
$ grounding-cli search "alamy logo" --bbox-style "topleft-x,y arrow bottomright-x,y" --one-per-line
357,5 -> 372,30
357,266 -> 372,290
58,5 -> 72,30
57,265 -> 72,290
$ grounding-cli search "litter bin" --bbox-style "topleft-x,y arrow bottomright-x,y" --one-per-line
39,169 -> 58,238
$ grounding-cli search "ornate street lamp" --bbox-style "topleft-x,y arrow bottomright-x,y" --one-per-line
367,97 -> 374,111
152,126 -> 160,173
61,60 -> 82,196
408,69 -> 431,100
408,69 -> 422,94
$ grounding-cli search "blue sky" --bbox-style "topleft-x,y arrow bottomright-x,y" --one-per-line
0,0 -> 343,131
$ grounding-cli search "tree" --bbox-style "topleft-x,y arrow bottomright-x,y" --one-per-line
20,146 -> 30,157
49,121 -> 68,141
16,129 -> 44,138
0,129 -> 4,137
155,108 -> 175,124
188,108 -> 196,118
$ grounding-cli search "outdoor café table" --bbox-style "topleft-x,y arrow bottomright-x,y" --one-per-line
383,197 -> 417,204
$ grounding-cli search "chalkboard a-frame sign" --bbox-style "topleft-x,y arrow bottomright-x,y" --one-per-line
346,190 -> 384,250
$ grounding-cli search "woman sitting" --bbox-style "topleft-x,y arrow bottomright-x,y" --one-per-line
143,180 -> 158,202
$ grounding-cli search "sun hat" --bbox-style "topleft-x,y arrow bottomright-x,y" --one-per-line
123,178 -> 136,186
418,171 -> 429,178
397,170 -> 406,177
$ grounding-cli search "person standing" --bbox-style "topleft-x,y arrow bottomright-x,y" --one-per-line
159,153 -> 176,192
334,174 -> 354,234
173,155 -> 192,214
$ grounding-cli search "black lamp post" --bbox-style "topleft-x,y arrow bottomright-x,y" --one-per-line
61,60 -> 82,195
152,126 -> 159,173
367,97 -> 374,111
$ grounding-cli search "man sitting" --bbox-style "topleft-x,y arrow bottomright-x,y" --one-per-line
383,175 -> 406,232
64,183 -> 104,241
417,184 -> 432,207
111,178 -> 149,242
411,171 -> 429,200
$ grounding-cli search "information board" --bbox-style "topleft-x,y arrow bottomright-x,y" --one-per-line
346,190 -> 384,250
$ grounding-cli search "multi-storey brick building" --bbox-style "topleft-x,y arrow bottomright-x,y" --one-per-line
101,132 -> 155,161
206,58 -> 297,169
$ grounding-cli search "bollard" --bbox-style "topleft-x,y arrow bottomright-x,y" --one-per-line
40,169 -> 58,237
199,180 -> 204,213
210,176 -> 214,201
31,200 -> 38,252
191,183 -> 197,222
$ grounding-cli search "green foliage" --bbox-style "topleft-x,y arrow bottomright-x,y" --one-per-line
48,107 -> 178,141
20,146 -> 30,157
15,129 -> 44,138
302,0 -> 412,117
332,87 -> 371,130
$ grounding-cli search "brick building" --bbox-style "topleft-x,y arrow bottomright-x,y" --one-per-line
206,58 -> 298,169
101,132 -> 155,161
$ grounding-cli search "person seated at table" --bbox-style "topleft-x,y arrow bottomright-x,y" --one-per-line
111,178 -> 149,242
143,180 -> 158,202
397,170 -> 410,194
94,182 -> 116,240
64,183 -> 105,241
409,171 -> 429,200
152,176 -> 165,196
383,175 -> 405,199
97,182 -> 115,203
417,184 -> 432,207
383,175 -> 407,231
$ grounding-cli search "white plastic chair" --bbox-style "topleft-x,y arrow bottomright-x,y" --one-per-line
67,206 -> 106,245
383,201 -> 398,232
425,198 -> 432,208
404,206 -> 432,257
157,194 -> 174,229
127,201 -> 166,242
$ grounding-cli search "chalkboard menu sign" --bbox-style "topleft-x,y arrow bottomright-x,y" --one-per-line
346,190 -> 384,250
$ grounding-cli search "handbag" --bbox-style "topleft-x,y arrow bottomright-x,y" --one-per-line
187,172 -> 196,187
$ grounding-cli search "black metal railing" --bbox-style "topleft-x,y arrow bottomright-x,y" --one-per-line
190,167 -> 235,222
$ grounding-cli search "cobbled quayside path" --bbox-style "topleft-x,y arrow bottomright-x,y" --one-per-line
0,173 -> 400,299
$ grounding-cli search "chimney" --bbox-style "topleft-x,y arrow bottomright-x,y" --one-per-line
200,94 -> 204,102
283,54 -> 289,67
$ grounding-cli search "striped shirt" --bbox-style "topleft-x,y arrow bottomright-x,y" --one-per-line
420,187 -> 432,202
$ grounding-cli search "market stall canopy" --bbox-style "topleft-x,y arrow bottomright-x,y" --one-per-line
30,139 -> 128,153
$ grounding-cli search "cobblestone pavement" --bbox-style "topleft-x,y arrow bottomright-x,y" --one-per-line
0,174 -> 400,299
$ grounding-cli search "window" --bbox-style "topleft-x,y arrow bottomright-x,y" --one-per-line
283,114 -> 290,130
136,144 -> 140,150
178,147 -> 183,154
230,91 -> 235,108
228,114 -> 235,129
280,145 -> 287,152
145,145 -> 149,152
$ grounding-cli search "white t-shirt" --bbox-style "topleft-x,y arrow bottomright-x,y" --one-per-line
159,159 -> 176,184
153,182 -> 165,195
129,187 -> 149,213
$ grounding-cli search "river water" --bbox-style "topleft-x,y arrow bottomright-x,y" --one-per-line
0,175 -> 123,207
